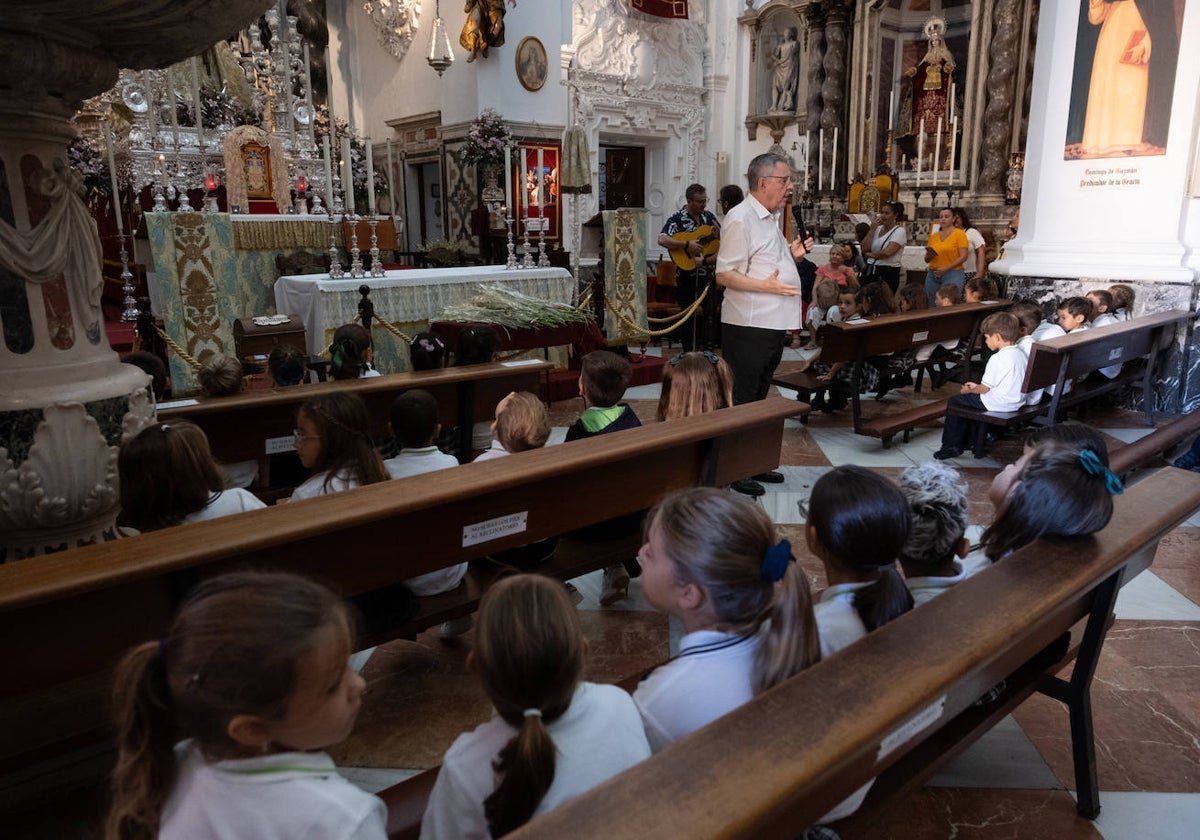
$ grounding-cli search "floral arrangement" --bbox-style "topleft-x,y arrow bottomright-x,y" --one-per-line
66,136 -> 111,201
312,104 -> 388,200
460,108 -> 511,170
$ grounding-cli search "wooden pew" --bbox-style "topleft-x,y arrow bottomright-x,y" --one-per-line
772,301 -> 1009,447
158,360 -> 553,466
0,396 -> 797,773
1108,408 -> 1200,480
503,467 -> 1200,839
947,310 -> 1190,457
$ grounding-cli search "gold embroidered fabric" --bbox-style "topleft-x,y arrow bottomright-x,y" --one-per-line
232,219 -> 330,250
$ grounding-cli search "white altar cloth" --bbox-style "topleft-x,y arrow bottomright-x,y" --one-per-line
274,265 -> 574,358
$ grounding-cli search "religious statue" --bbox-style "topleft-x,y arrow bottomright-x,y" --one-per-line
769,27 -> 800,113
902,17 -> 956,146
460,0 -> 514,62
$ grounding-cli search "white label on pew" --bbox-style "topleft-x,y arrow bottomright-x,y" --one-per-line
501,359 -> 544,367
157,398 -> 200,409
878,696 -> 946,761
463,511 -> 529,546
912,331 -> 929,342
846,318 -> 870,325
265,435 -> 297,455
1109,348 -> 1123,360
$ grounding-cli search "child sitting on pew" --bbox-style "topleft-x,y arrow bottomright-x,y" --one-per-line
409,332 -> 446,371
1109,284 -> 1135,321
656,350 -> 733,420
267,343 -> 308,386
197,355 -> 245,397
329,323 -> 380,380
982,424 -> 1119,563
291,392 -> 390,500
896,462 -> 989,606
456,326 -> 501,451
806,466 -> 913,656
633,487 -> 818,750
963,275 -> 998,303
1085,289 -> 1124,383
565,350 -> 642,604
1056,296 -> 1092,334
475,391 -> 550,462
803,279 -> 841,350
118,420 -> 266,533
421,575 -> 650,840
106,571 -> 386,840
934,312 -> 1027,461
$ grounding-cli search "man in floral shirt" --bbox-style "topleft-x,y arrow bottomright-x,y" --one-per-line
658,184 -> 719,352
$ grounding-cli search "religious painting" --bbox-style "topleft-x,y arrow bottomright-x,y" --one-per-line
516,36 -> 548,92
240,141 -> 273,199
1064,0 -> 1185,160
512,142 -> 561,241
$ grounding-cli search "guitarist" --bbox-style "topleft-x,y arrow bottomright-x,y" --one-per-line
657,183 -> 719,352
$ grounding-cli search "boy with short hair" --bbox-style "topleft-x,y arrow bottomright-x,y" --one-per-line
1056,296 -> 1093,334
383,389 -> 460,479
934,311 -> 1027,460
565,350 -> 642,441
935,283 -> 962,306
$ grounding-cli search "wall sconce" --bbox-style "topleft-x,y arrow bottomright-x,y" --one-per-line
427,0 -> 454,76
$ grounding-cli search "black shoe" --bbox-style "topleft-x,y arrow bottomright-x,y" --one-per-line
933,447 -> 963,460
753,471 -> 785,483
810,391 -> 826,411
731,479 -> 765,497
826,393 -> 849,412
874,376 -> 893,401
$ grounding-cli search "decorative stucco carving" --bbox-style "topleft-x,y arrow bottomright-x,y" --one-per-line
362,0 -> 422,62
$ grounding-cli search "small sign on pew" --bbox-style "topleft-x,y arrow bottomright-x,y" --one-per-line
501,359 -> 546,367
912,331 -> 929,342
463,511 -> 529,547
157,398 -> 200,409
265,435 -> 297,455
877,695 -> 946,762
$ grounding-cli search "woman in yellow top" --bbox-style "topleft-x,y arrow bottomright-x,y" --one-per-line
923,207 -> 969,300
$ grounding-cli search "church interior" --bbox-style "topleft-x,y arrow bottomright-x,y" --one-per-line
2,0 -> 1199,837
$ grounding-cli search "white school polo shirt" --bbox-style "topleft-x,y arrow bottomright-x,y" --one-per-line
979,344 -> 1027,413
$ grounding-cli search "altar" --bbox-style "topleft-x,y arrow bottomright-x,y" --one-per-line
274,265 -> 574,372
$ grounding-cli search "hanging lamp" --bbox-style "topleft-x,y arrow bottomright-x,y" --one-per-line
427,0 -> 454,76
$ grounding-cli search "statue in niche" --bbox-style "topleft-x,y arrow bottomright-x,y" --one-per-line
460,0 -> 514,62
769,27 -> 800,113
901,17 -> 956,152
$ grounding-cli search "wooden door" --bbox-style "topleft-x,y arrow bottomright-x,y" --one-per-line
601,146 -> 645,209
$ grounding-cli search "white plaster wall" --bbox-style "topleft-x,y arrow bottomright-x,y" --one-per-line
996,0 -> 1200,284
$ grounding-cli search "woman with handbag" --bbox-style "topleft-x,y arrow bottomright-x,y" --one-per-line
860,201 -> 907,294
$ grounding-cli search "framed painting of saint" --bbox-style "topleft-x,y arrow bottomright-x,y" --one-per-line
512,142 -> 561,241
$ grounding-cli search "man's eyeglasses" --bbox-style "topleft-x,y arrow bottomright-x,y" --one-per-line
763,175 -> 795,184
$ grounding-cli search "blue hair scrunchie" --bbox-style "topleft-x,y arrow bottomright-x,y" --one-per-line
1079,448 -> 1124,496
761,538 -> 793,582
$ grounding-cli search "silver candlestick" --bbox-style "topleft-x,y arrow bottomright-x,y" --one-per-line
328,215 -> 345,278
537,217 -> 549,267
348,214 -> 365,278
152,181 -> 169,212
521,217 -> 534,268
310,191 -> 327,216
118,232 -> 139,323
368,217 -> 384,277
505,216 -> 518,269
330,168 -> 345,216
174,158 -> 194,212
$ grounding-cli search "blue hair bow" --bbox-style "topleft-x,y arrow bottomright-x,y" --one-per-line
761,539 -> 793,582
1079,448 -> 1123,496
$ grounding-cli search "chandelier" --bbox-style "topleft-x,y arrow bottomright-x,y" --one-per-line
362,0 -> 421,62
427,0 -> 454,76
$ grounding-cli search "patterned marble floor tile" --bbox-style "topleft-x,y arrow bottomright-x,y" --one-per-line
1150,528 -> 1200,607
927,715 -> 1061,790
779,420 -> 832,467
1013,621 -> 1200,793
1088,791 -> 1200,840
623,382 -> 662,400
1113,570 -> 1200,621
815,427 -> 945,467
843,787 -> 1103,839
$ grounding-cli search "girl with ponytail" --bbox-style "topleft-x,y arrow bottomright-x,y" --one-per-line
420,574 -> 650,839
806,466 -> 914,657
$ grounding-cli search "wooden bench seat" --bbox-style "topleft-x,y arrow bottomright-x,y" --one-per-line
1109,408 -> 1200,480
158,360 -> 554,466
946,310 -> 1190,457
773,301 -> 1008,447
500,467 -> 1200,839
0,397 -> 797,772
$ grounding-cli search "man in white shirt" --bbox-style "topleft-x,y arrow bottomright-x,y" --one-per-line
715,152 -> 813,494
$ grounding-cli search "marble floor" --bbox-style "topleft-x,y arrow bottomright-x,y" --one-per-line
7,344 -> 1198,839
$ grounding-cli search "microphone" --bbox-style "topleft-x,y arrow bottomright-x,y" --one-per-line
791,205 -> 809,243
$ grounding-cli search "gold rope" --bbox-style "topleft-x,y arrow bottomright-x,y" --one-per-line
605,286 -> 708,337
646,285 -> 709,324
155,326 -> 202,370
362,311 -> 413,345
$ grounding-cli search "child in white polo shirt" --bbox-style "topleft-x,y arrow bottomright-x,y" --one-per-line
934,312 -> 1027,460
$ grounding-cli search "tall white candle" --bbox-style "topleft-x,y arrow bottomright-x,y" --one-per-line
190,57 -> 204,150
322,136 -> 334,209
831,126 -> 839,190
536,146 -> 544,219
324,46 -> 336,134
158,153 -> 167,187
365,138 -> 376,216
166,66 -> 180,147
520,150 -> 528,218
818,128 -> 825,192
933,117 -> 942,187
104,122 -> 124,234
948,83 -> 956,123
342,136 -> 355,216
888,90 -> 895,131
949,116 -> 958,186
916,118 -> 924,188
303,43 -> 316,145
386,138 -> 395,214
504,143 -> 513,214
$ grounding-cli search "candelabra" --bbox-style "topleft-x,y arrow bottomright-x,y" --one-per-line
330,166 -> 345,216
328,215 -> 345,278
504,215 -> 518,269
152,181 -> 169,212
537,218 -> 548,267
911,188 -> 924,225
348,214 -> 365,278
520,218 -> 534,268
368,217 -> 385,277
118,232 -> 139,323
173,156 -> 194,212
310,191 -> 326,215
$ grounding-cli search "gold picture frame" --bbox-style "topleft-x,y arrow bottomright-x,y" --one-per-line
516,36 -> 548,92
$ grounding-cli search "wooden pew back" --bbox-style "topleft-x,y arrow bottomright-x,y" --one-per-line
158,360 -> 553,465
0,397 -> 798,771
508,468 -> 1200,839
816,300 -> 1010,363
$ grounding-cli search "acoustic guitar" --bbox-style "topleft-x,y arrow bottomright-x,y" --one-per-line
670,225 -> 719,271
